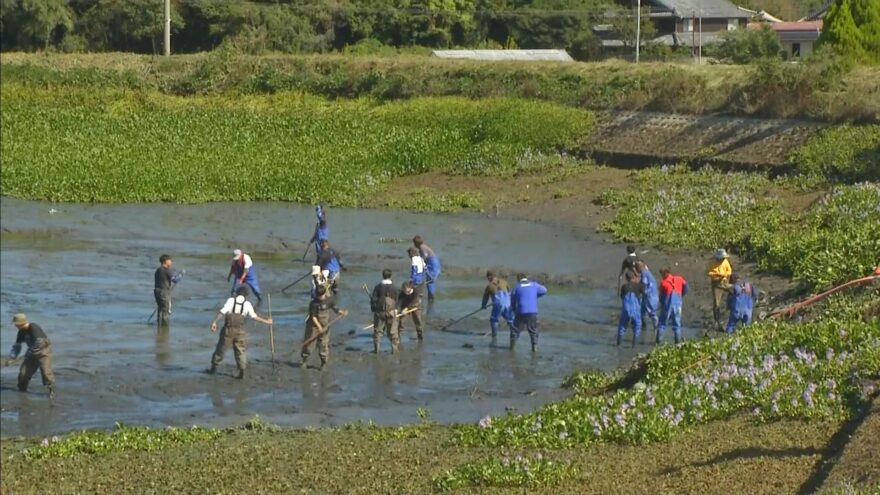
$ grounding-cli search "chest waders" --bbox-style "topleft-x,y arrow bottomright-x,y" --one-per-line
211,299 -> 248,377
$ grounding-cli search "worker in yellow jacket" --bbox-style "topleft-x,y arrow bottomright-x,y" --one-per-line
707,248 -> 732,331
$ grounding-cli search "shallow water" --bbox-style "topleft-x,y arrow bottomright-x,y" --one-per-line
0,198 -> 702,437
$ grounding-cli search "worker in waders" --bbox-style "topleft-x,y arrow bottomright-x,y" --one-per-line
316,240 -> 344,293
510,274 -> 548,352
208,286 -> 273,379
636,261 -> 659,336
371,269 -> 400,354
618,245 -> 639,290
413,235 -> 441,313
309,204 -> 329,255
154,254 -> 183,327
301,285 -> 348,370
618,271 -> 645,347
228,249 -> 262,303
482,271 -> 515,339
657,267 -> 688,344
398,280 -> 424,341
726,273 -> 758,334
707,248 -> 732,331
5,314 -> 55,398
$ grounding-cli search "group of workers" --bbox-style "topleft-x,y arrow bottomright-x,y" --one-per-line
615,245 -> 758,348
5,205 -> 760,396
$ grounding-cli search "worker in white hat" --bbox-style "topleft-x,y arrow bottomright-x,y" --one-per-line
707,248 -> 732,331
227,249 -> 262,303
310,265 -> 330,298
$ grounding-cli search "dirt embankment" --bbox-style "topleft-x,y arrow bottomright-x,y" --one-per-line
584,111 -> 825,169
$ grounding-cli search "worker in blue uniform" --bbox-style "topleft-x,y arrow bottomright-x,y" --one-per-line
617,271 -> 644,347
413,235 -> 441,312
228,249 -> 262,303
510,274 -> 548,352
309,205 -> 329,255
636,261 -> 659,336
481,271 -> 515,339
726,273 -> 757,334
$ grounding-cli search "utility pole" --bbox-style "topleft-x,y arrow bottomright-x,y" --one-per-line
698,10 -> 702,64
163,0 -> 171,56
635,0 -> 641,63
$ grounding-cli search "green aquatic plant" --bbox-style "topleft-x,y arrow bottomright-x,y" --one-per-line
598,166 -> 880,289
0,85 -> 593,205
23,423 -> 222,460
453,320 -> 880,449
432,452 -> 578,491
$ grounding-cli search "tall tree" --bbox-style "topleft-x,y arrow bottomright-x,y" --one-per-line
819,0 -> 866,62
851,0 -> 880,63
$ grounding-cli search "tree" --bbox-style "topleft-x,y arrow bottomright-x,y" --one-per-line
1,0 -> 74,50
819,0 -> 866,62
79,0 -> 184,53
608,4 -> 656,49
851,0 -> 880,63
705,24 -> 783,63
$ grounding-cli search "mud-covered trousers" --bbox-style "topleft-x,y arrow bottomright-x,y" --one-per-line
373,313 -> 400,353
18,345 -> 54,392
512,313 -> 539,346
212,327 -> 247,372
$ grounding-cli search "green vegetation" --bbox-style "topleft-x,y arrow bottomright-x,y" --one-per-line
4,52 -> 879,122
704,25 -> 784,64
433,453 -> 579,491
23,423 -> 221,460
453,319 -> 879,450
820,0 -> 880,64
0,85 -> 592,204
0,0 -> 612,57
789,124 -> 880,181
597,167 -> 880,289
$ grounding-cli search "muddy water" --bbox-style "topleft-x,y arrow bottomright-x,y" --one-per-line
0,198 -> 702,437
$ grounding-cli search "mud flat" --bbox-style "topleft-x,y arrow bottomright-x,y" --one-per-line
0,197 -> 755,437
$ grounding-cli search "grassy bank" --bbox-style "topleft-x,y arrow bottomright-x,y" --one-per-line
3,52 -> 879,122
0,85 -> 592,203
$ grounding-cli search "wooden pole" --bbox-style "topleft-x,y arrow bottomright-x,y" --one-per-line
268,293 -> 276,370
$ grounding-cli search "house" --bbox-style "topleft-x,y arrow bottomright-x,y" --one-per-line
598,0 -> 752,50
767,21 -> 823,58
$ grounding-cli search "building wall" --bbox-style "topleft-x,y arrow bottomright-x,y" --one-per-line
675,17 -> 746,33
782,40 -> 814,58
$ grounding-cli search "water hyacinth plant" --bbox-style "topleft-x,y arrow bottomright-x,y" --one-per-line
598,166 -> 880,289
0,85 -> 593,205
453,320 -> 880,449
23,423 -> 222,460
432,452 -> 578,491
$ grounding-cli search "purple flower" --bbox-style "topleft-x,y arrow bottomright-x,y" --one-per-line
826,379 -> 836,390
692,397 -> 702,407
535,452 -> 543,461
593,426 -> 602,436
790,397 -> 799,407
51,436 -> 60,443
478,415 -> 492,429
502,457 -> 510,467
771,401 -> 779,414
672,411 -> 684,426
733,390 -> 744,400
614,414 -> 626,427
558,431 -> 568,441
40,438 -> 49,447
826,348 -> 835,361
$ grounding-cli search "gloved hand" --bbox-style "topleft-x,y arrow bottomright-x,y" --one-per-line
9,344 -> 21,360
